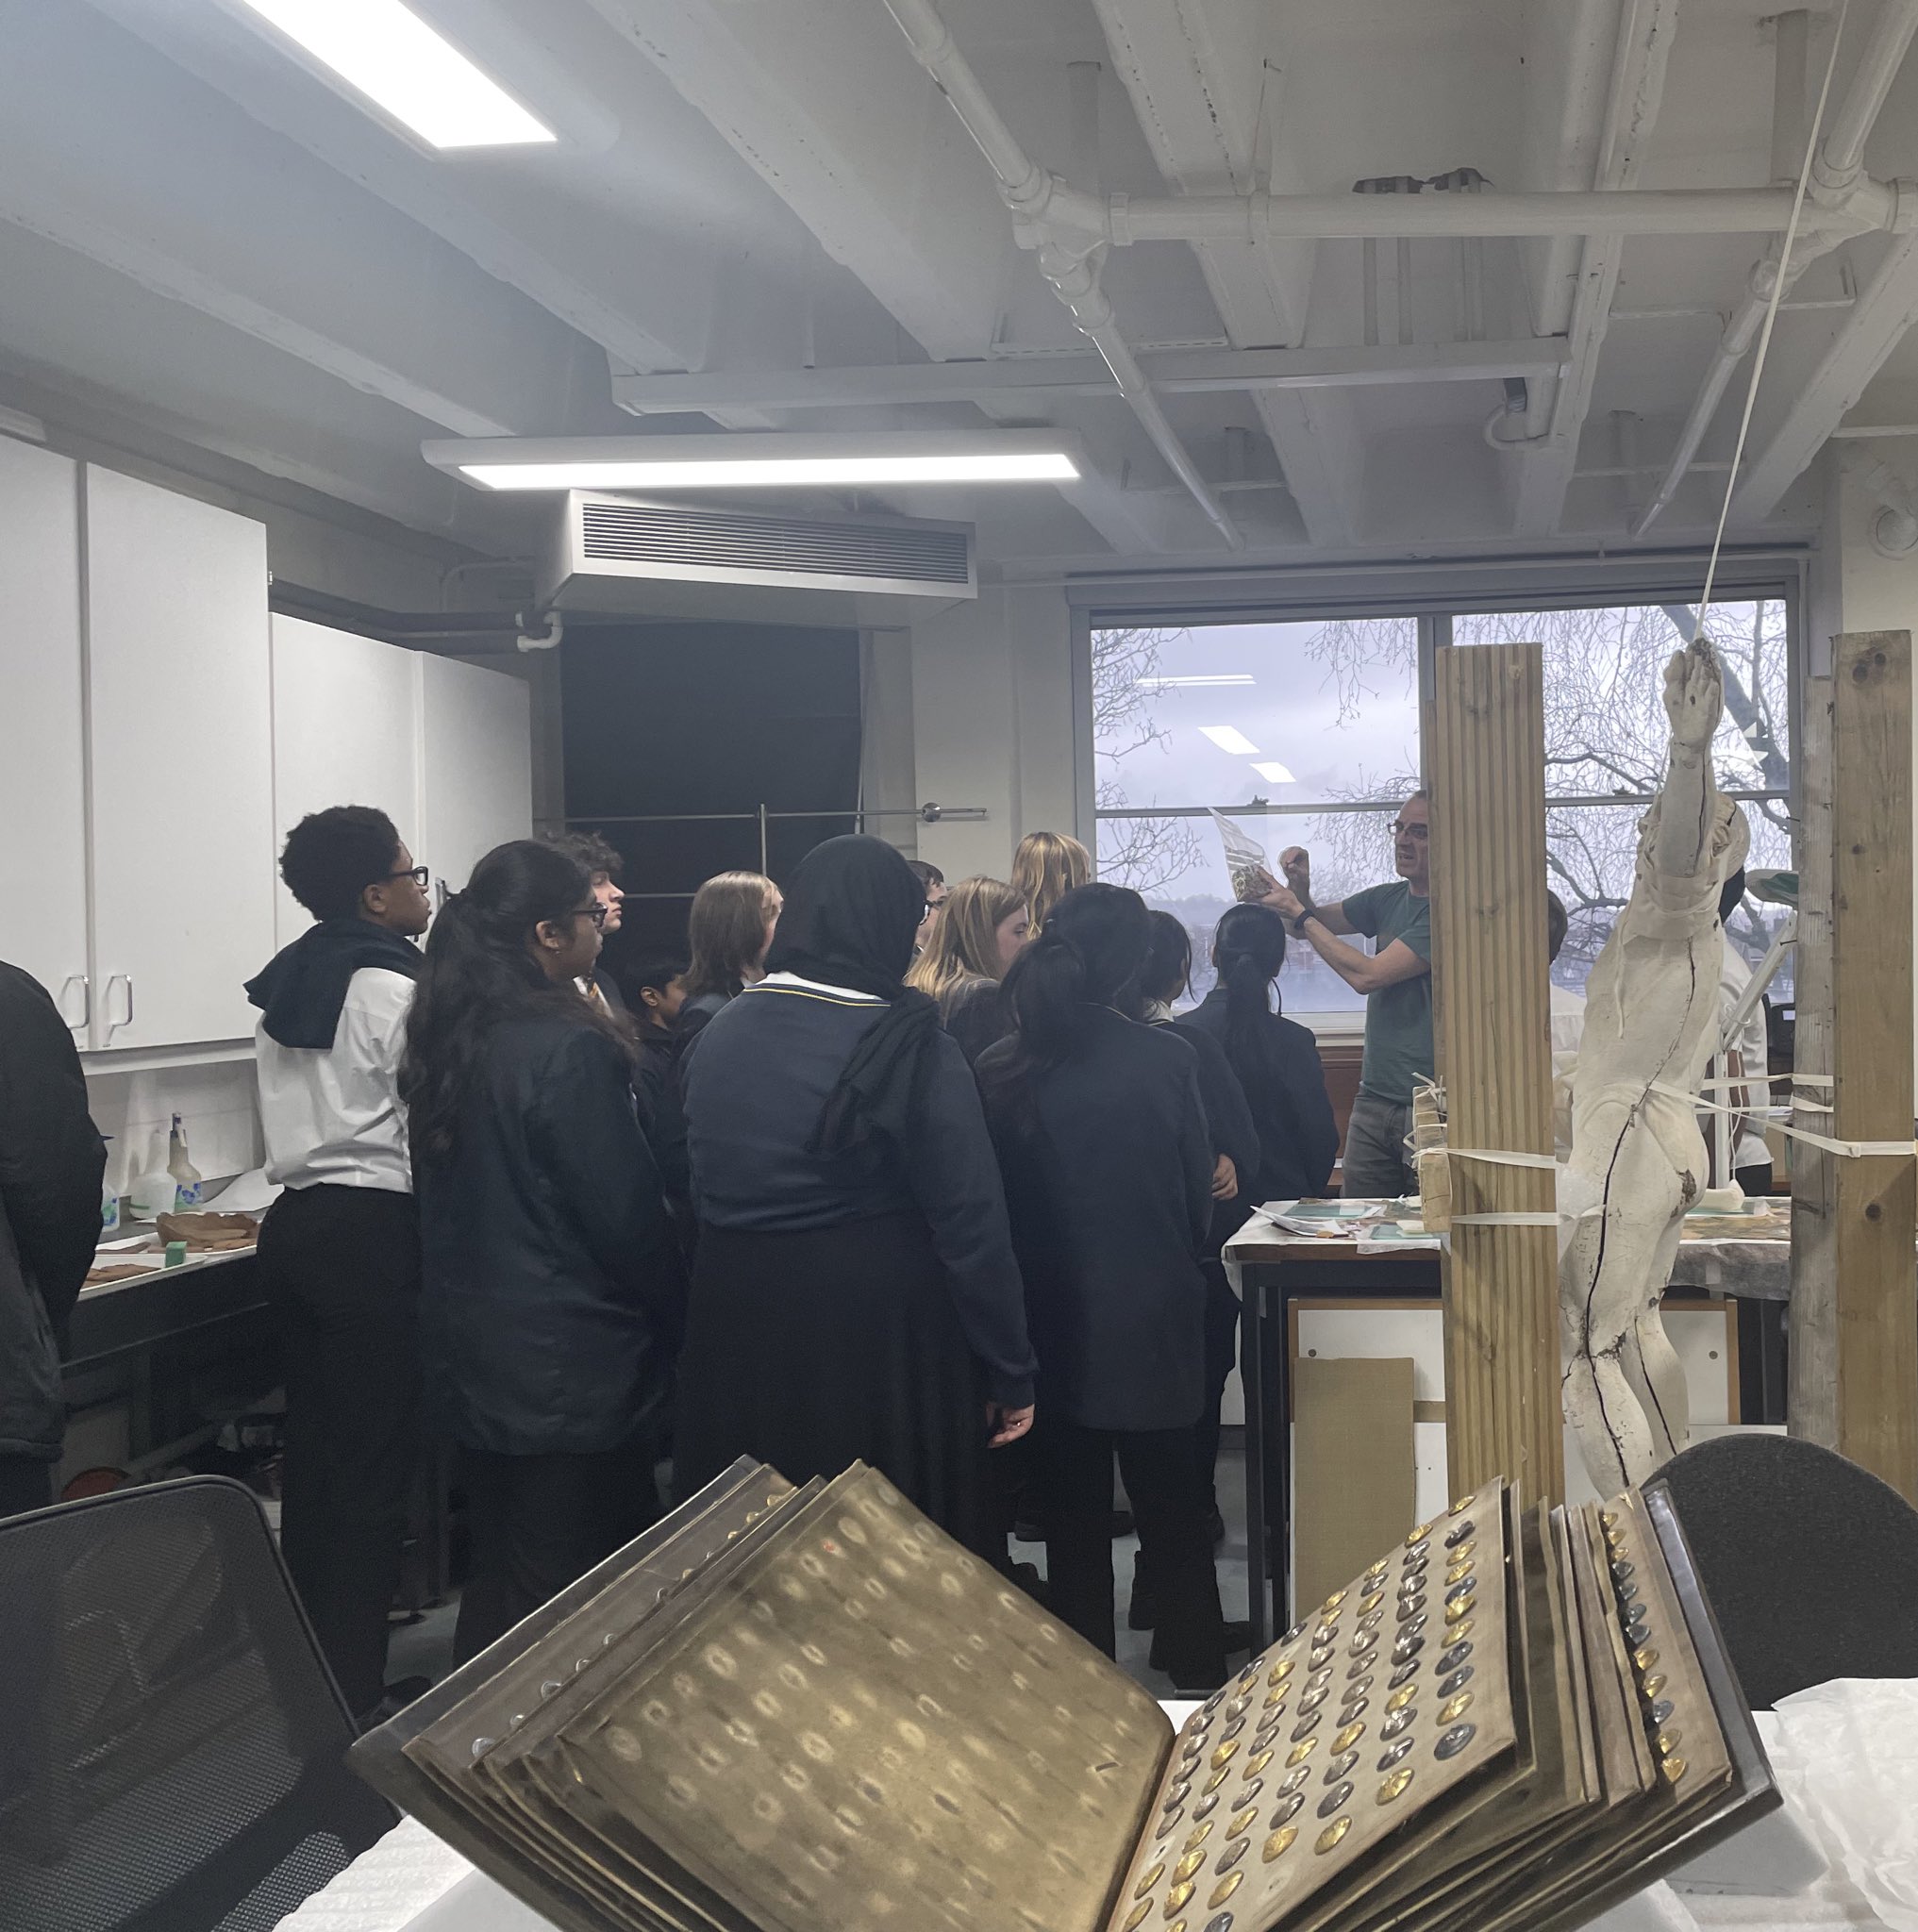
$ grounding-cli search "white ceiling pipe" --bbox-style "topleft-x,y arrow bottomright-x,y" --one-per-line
1632,0 -> 1918,537
1817,0 -> 1918,184
878,0 -> 1242,549
1073,183 -> 1897,244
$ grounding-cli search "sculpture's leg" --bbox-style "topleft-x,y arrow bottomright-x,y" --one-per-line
1618,1209 -> 1692,1466
1560,1108 -> 1688,1491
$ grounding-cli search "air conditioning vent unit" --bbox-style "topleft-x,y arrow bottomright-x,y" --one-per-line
542,492 -> 976,624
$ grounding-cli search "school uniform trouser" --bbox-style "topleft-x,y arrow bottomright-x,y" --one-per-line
1193,1259 -> 1239,1519
454,1434 -> 661,1664
0,1457 -> 53,1520
1040,1414 -> 1226,1687
257,1182 -> 421,1720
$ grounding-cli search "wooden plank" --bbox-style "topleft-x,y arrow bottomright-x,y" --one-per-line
1790,630 -> 1917,1499
1429,641 -> 1564,1503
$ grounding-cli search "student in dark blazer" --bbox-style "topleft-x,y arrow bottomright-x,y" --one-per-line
673,837 -> 1036,1557
1124,910 -> 1259,1628
1176,903 -> 1338,1536
0,962 -> 105,1519
978,884 -> 1233,1690
1177,904 -> 1340,1217
402,841 -> 684,1663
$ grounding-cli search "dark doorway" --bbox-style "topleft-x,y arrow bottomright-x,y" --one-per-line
560,621 -> 863,988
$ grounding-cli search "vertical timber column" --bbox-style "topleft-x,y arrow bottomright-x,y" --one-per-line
1430,641 -> 1563,1504
1791,631 -> 1917,1500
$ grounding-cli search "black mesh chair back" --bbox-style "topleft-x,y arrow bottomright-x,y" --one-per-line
1655,1433 -> 1918,1707
0,1475 -> 396,1932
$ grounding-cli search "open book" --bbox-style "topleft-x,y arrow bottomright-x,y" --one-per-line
354,1460 -> 1775,1932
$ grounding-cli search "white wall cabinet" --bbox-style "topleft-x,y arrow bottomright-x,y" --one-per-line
416,653 -> 533,905
84,468 -> 276,1050
0,439 -> 89,1029
270,616 -> 423,947
272,620 -> 532,932
0,454 -> 535,1057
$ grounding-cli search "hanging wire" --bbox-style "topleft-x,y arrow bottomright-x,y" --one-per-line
1693,0 -> 1853,641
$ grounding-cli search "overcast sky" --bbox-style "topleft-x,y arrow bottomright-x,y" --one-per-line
1108,621 -> 1422,811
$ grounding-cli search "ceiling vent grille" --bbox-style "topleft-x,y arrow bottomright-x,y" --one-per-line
542,491 -> 976,623
578,499 -> 972,587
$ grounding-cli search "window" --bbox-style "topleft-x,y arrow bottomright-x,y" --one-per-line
1091,597 -> 1793,1019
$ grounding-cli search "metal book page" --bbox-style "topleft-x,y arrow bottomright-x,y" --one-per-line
1109,1483 -> 1519,1932
1572,1507 -> 1657,1801
1553,1510 -> 1603,1807
404,1473 -> 819,1932
543,1464 -> 1170,1932
350,1460 -> 798,1932
1333,1499 -> 1588,1932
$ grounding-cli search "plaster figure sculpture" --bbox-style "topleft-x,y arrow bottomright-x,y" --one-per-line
1559,638 -> 1751,1493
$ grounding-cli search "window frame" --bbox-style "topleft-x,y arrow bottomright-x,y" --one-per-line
1076,549 -> 1807,1030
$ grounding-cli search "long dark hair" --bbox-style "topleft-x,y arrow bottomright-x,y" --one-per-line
999,882 -> 1151,1072
401,840 -> 625,1163
1126,909 -> 1192,1018
1213,902 -> 1289,1078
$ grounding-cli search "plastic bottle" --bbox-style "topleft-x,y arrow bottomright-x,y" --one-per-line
100,1136 -> 119,1235
167,1113 -> 204,1209
130,1162 -> 175,1223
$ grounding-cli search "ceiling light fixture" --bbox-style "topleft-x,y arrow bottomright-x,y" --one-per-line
1199,725 -> 1260,756
1135,674 -> 1256,688
234,0 -> 556,149
421,432 -> 1082,491
1251,761 -> 1297,784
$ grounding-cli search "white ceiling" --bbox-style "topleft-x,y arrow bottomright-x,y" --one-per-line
5,0 -> 1918,578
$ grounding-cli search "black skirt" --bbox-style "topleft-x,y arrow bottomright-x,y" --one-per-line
672,1213 -> 994,1556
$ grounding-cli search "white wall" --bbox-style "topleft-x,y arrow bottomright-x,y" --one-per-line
909,584 -> 1079,880
88,1061 -> 261,1198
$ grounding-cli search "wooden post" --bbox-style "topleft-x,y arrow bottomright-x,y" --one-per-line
1790,630 -> 1918,1500
1429,641 -> 1564,1504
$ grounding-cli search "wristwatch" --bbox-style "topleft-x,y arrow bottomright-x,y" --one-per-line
1294,894 -> 1318,927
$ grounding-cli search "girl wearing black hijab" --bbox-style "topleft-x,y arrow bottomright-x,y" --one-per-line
672,836 -> 1037,1553
977,884 -> 1232,1690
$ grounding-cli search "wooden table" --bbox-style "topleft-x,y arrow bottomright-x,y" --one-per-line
1222,1227 -> 1440,1651
1222,1212 -> 1800,1651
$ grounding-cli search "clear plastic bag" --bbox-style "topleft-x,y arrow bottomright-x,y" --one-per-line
1210,808 -> 1272,900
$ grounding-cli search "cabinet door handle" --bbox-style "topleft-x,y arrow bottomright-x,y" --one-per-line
59,974 -> 90,1032
105,973 -> 134,1036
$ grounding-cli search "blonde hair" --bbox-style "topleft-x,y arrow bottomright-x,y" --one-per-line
1011,830 -> 1092,932
684,871 -> 778,999
908,875 -> 1024,1004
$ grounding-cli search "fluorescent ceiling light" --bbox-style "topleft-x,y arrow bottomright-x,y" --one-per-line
1199,725 -> 1260,756
235,0 -> 555,149
422,432 -> 1082,491
1252,761 -> 1297,784
1136,674 -> 1255,687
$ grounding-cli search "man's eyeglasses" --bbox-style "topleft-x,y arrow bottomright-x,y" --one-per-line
1391,822 -> 1429,841
382,865 -> 431,888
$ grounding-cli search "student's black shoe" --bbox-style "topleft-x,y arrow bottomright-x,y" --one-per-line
357,1674 -> 433,1733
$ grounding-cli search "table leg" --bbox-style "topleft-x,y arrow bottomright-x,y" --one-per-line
1242,1269 -> 1268,1652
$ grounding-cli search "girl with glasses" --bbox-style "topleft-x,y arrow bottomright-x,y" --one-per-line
402,840 -> 683,1662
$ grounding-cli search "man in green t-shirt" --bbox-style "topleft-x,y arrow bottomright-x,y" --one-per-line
1254,791 -> 1432,1197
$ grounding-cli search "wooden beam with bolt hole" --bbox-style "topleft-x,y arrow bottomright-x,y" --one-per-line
1429,639 -> 1564,1504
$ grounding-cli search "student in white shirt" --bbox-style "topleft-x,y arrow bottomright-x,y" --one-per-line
244,806 -> 431,1722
